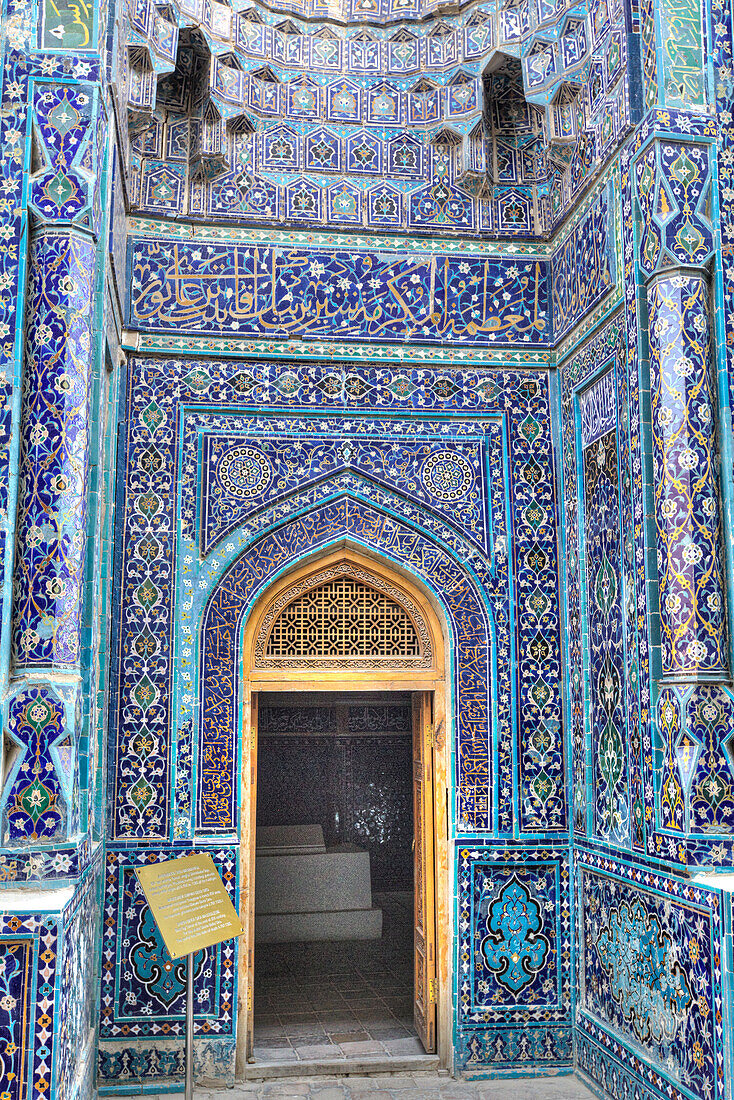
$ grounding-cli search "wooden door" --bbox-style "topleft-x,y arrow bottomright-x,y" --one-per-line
245,693 -> 258,1062
412,691 -> 437,1053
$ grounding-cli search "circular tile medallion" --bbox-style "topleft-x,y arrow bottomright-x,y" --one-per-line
217,445 -> 272,499
421,450 -> 474,501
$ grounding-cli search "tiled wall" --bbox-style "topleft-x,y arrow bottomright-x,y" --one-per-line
1,0 -> 733,1093
557,99 -> 734,1100
98,351 -> 567,1082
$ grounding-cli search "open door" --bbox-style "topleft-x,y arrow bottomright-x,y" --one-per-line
238,550 -> 449,1073
412,691 -> 437,1053
245,693 -> 258,1063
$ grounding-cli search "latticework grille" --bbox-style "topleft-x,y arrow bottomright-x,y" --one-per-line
264,578 -> 421,660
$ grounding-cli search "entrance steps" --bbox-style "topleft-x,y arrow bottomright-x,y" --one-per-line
244,1054 -> 441,1079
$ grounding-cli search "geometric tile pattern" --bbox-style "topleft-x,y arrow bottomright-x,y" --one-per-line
121,0 -> 631,236
56,866 -> 102,1100
634,140 -> 714,278
0,939 -> 33,1100
28,82 -> 103,235
0,38 -> 106,1100
0,909 -> 61,1100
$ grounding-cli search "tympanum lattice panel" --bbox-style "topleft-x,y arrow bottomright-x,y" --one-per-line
266,578 -> 419,658
254,564 -> 434,668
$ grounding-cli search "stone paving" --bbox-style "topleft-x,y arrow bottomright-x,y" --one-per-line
184,1070 -> 599,1100
253,893 -> 418,1066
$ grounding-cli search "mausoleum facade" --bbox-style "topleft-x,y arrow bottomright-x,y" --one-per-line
0,0 -> 733,1093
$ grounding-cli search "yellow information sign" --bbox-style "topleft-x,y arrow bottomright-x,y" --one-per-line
136,853 -> 243,959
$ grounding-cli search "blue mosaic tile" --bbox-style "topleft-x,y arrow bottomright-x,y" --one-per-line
129,238 -> 551,345
108,356 -> 567,836
2,0 -> 734,1092
100,847 -> 237,1041
12,230 -> 95,669
577,851 -> 726,1100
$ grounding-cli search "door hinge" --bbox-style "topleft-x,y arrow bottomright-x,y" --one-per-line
247,989 -> 252,1012
428,722 -> 435,748
428,978 -> 437,1004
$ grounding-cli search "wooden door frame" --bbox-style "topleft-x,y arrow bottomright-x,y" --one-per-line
234,546 -> 452,1076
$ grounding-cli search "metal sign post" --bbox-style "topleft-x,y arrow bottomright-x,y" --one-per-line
186,951 -> 195,1100
135,854 -> 245,1100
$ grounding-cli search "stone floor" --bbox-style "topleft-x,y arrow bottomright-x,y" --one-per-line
253,893 -> 420,1066
189,1071 -> 598,1099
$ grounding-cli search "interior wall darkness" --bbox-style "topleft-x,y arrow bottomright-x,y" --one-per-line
257,695 -> 414,891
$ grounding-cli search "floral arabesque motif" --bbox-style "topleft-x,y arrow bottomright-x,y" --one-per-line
596,897 -> 692,1044
480,874 -> 550,993
552,186 -> 614,340
196,496 -> 493,832
130,906 -> 206,1006
102,851 -> 236,1036
580,859 -> 722,1100
686,686 -> 734,832
560,318 -> 644,851
0,941 -> 32,1100
457,849 -> 570,1070
581,372 -> 629,845
200,433 -> 488,557
647,272 -> 728,677
657,687 -> 685,831
12,230 -> 95,668
2,686 -> 68,844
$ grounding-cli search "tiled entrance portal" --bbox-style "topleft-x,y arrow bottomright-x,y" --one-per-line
253,893 -> 424,1067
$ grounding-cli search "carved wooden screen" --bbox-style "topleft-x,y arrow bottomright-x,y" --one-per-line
254,563 -> 433,668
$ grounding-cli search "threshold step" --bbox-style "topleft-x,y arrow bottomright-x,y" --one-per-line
244,1053 -> 441,1080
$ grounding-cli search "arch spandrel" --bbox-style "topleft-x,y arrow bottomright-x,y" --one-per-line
198,503 -> 491,834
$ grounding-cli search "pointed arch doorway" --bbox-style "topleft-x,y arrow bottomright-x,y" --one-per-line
236,547 -> 450,1075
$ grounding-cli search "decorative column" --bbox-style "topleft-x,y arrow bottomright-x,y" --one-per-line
635,136 -> 734,840
12,230 -> 95,669
647,269 -> 728,679
1,82 -> 103,847
635,138 -> 727,681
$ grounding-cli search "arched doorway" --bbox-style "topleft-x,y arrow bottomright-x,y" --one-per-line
236,547 -> 450,1074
